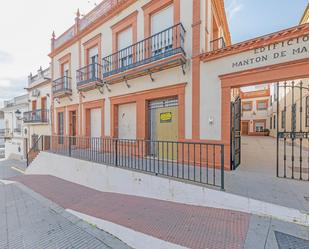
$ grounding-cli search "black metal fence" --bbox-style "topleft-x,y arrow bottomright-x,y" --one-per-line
76,63 -> 103,87
23,109 -> 49,123
102,23 -> 186,78
276,81 -> 309,181
209,37 -> 226,51
29,135 -> 225,189
52,76 -> 72,94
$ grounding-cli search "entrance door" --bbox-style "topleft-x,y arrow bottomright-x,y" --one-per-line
58,112 -> 64,144
90,108 -> 101,150
88,47 -> 98,80
148,98 -> 178,159
69,111 -> 77,145
231,97 -> 241,170
241,121 -> 249,135
41,97 -> 47,122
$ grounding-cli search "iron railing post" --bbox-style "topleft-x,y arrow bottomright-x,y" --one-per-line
115,139 -> 118,166
41,135 -> 44,151
69,136 -> 72,157
221,144 -> 225,191
26,138 -> 29,167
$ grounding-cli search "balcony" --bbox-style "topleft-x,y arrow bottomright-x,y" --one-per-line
13,128 -> 22,135
76,63 -> 104,91
53,76 -> 72,98
24,109 -> 49,124
209,37 -> 226,51
102,23 -> 186,84
3,129 -> 12,139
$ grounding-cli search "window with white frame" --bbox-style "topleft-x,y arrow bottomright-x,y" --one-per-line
117,27 -> 133,68
151,5 -> 174,56
257,100 -> 267,110
242,102 -> 252,111
255,122 -> 265,132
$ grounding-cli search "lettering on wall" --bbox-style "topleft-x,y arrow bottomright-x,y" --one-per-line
232,35 -> 309,69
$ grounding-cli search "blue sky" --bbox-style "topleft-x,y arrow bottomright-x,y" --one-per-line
225,0 -> 308,43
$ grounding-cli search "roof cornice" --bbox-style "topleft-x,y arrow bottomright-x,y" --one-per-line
200,23 -> 309,62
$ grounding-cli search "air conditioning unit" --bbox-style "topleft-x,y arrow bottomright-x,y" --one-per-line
32,89 -> 40,97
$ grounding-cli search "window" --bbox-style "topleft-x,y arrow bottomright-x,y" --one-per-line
88,46 -> 99,80
242,102 -> 252,111
117,27 -> 133,68
257,100 -> 268,110
58,112 -> 64,144
306,96 -> 309,127
281,110 -> 286,129
62,62 -> 70,88
255,122 -> 265,132
151,5 -> 174,55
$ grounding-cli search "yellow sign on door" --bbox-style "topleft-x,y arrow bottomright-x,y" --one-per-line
160,112 -> 172,123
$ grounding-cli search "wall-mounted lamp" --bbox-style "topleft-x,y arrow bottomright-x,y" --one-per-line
15,109 -> 25,121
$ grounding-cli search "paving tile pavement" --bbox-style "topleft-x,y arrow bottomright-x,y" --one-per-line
0,181 -> 132,249
11,174 -> 250,249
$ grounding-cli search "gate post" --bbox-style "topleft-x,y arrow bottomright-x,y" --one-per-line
276,82 -> 279,177
221,144 -> 225,190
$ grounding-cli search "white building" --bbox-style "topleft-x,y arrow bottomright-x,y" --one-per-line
25,67 -> 52,148
1,94 -> 29,160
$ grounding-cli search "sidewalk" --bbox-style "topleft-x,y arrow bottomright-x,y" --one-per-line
9,174 -> 309,249
0,181 -> 131,249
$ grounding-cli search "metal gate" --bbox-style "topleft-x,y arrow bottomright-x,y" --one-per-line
148,97 -> 178,157
231,97 -> 241,170
276,80 -> 309,181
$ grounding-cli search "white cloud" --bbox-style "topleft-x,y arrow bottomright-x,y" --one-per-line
0,51 -> 13,64
226,0 -> 244,20
0,77 -> 27,103
0,0 -> 100,102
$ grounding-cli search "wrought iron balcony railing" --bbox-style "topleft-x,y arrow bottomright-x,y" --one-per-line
102,23 -> 186,78
24,109 -> 49,123
52,76 -> 72,95
76,63 -> 103,88
14,128 -> 22,134
209,37 -> 226,51
1,129 -> 12,138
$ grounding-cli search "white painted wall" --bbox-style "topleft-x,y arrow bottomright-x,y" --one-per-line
118,102 -> 136,139
200,35 -> 309,140
5,137 -> 25,160
2,94 -> 29,159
